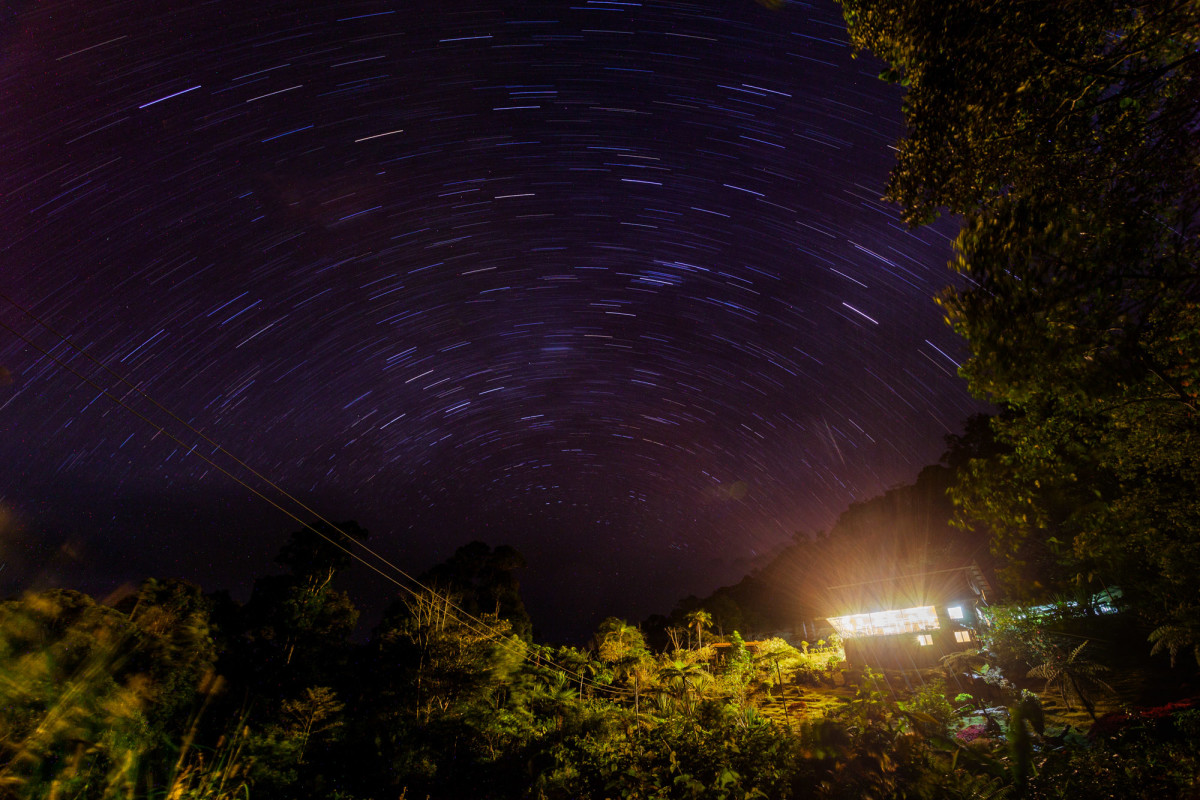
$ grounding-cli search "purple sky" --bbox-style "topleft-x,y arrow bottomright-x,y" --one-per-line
0,0 -> 982,641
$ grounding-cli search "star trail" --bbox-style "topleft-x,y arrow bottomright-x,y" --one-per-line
0,0 -> 982,639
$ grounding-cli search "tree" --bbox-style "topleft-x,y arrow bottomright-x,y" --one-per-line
420,542 -> 533,641
705,592 -> 747,638
593,618 -> 651,721
684,609 -> 713,649
593,617 -> 646,664
119,579 -> 216,706
530,671 -> 578,734
365,587 -> 533,797
656,659 -> 712,717
274,520 -> 369,587
232,521 -> 365,692
838,0 -> 1200,224
373,587 -> 527,722
838,0 -> 1200,640
280,686 -> 344,764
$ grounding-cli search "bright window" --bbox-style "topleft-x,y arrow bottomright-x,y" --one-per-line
947,606 -> 964,620
917,634 -> 933,646
827,605 -> 941,638
954,630 -> 972,643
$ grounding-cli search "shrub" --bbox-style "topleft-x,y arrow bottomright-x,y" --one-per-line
903,678 -> 954,733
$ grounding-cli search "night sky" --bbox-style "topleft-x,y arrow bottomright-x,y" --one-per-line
0,0 -> 982,641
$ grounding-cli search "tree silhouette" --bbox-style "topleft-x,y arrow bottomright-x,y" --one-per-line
841,0 -> 1200,636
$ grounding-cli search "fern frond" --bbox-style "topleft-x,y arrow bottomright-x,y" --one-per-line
1149,623 -> 1200,668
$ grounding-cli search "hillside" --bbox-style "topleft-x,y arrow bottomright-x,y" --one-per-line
652,463 -> 991,642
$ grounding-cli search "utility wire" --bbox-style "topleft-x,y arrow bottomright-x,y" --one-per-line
0,299 -> 493,639
0,311 -> 623,696
0,299 -> 626,697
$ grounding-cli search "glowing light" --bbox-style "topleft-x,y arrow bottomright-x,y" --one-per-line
917,634 -> 933,646
827,605 -> 940,638
947,606 -> 964,620
954,630 -> 973,643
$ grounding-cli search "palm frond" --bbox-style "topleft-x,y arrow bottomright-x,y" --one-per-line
1149,622 -> 1200,668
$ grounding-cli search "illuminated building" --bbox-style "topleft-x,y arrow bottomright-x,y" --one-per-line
822,562 -> 992,670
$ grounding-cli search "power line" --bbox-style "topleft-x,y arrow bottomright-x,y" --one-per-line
0,309 -> 622,696
0,297 -> 624,697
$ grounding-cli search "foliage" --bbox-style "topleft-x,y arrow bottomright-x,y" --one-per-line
938,648 -> 989,678
535,706 -> 796,800
1026,641 -> 1113,720
977,604 -> 1056,675
715,631 -> 754,705
419,541 -> 533,641
839,0 -> 1200,646
838,0 -> 1200,223
1026,698 -> 1200,799
231,522 -> 364,695
0,584 -> 222,799
901,678 -> 954,736
657,658 -> 714,717
3,528 -> 1199,799
0,590 -> 150,798
165,713 -> 254,800
593,617 -> 647,664
375,588 -> 524,725
685,609 -> 714,649
3,572 -> 1199,799
749,637 -> 800,696
280,686 -> 343,763
1149,615 -> 1200,668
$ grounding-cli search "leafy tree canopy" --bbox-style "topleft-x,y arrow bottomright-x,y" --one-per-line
839,0 -> 1200,646
419,541 -> 532,641
230,521 -> 366,693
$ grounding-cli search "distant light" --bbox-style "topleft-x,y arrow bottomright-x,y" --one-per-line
947,606 -> 964,620
954,630 -> 973,643
917,634 -> 933,646
828,605 -> 940,638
